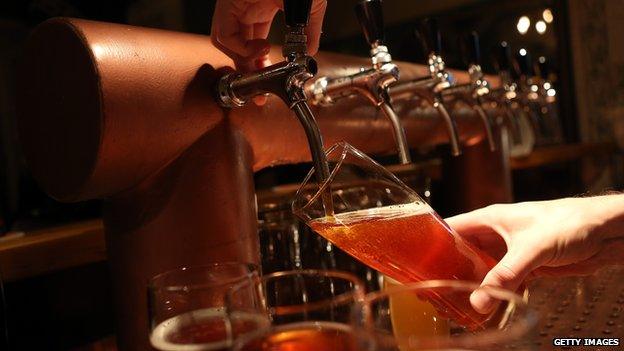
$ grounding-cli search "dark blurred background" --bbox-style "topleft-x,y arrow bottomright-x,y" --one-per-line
1,0 -> 623,349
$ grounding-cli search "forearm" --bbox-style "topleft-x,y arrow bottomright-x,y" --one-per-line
589,194 -> 624,240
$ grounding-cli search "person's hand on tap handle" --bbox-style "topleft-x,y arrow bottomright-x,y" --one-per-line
211,0 -> 327,105
446,194 -> 624,313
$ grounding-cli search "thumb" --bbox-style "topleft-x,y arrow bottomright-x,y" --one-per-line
470,245 -> 543,313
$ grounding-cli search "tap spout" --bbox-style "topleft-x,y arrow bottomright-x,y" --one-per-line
389,77 -> 461,156
379,100 -> 411,164
501,101 -> 523,144
216,56 -> 334,214
216,0 -> 334,211
306,0 -> 412,165
433,100 -> 461,156
440,84 -> 496,151
472,103 -> 496,151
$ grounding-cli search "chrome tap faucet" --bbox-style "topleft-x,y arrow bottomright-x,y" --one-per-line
535,56 -> 562,143
514,49 -> 541,104
216,0 -> 331,191
490,41 -> 527,144
513,48 -> 550,143
308,0 -> 411,164
515,52 -> 562,144
387,19 -> 461,156
439,31 -> 496,151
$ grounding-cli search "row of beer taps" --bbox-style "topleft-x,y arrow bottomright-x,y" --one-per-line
216,0 -> 560,185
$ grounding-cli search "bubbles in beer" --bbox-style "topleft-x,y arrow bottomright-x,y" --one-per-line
309,201 -> 498,330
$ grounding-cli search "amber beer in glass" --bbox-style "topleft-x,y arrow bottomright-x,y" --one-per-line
353,281 -> 538,350
293,142 -> 498,330
228,270 -> 364,351
235,322 -> 358,351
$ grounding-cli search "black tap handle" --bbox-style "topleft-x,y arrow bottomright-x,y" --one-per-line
514,49 -> 534,77
284,0 -> 313,28
537,56 -> 550,80
355,0 -> 385,46
414,18 -> 442,56
493,41 -> 512,72
459,31 -> 481,67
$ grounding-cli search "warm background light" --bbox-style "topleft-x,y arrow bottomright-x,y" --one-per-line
543,8 -> 554,23
517,15 -> 530,34
536,20 -> 547,34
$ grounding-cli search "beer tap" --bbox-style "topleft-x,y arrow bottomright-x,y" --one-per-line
514,48 -> 547,142
514,49 -> 540,103
490,41 -> 527,144
387,19 -> 461,156
308,0 -> 412,164
216,0 -> 331,191
438,31 -> 496,151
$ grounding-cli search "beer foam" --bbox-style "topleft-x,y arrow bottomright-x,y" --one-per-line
314,201 -> 432,225
150,308 -> 268,351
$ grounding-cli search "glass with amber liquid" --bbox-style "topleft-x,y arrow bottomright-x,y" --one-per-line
292,142 -> 498,330
353,280 -> 537,350
227,270 -> 365,351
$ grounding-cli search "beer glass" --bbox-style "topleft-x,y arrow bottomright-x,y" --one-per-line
258,202 -> 303,273
292,142 -> 499,329
148,263 -> 262,351
353,280 -> 538,350
227,269 -> 365,351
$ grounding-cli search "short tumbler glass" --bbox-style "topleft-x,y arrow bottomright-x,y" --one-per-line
148,263 -> 260,351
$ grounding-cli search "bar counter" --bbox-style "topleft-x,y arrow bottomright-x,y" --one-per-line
75,266 -> 624,350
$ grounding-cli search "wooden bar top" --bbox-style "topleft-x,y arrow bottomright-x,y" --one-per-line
0,219 -> 105,281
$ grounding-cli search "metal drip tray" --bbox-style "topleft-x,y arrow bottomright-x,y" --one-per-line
528,266 -> 624,349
